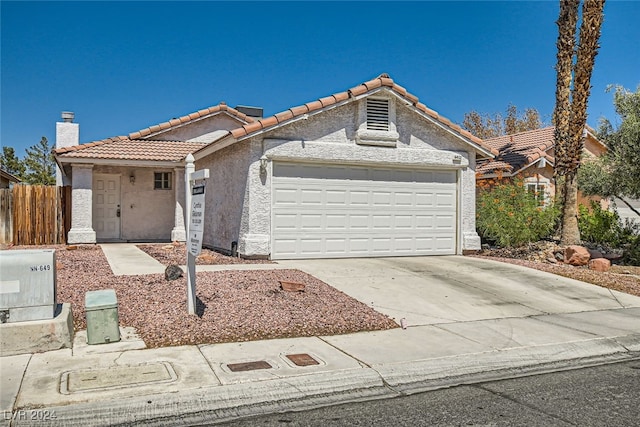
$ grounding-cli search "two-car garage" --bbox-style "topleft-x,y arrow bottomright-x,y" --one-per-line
271,162 -> 459,259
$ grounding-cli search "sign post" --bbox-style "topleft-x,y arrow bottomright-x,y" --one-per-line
184,154 -> 209,315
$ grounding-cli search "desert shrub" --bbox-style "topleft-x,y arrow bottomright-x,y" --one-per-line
622,235 -> 640,265
578,201 -> 623,246
476,179 -> 560,247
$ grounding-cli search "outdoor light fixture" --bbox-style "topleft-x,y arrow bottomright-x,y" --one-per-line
130,173 -> 135,184
259,155 -> 268,175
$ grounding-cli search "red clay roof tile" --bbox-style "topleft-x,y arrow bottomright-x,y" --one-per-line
289,105 -> 309,116
318,96 -> 337,107
364,79 -> 382,90
56,139 -> 204,162
259,116 -> 279,128
275,110 -> 294,123
348,84 -> 368,97
305,100 -> 323,111
333,92 -> 349,102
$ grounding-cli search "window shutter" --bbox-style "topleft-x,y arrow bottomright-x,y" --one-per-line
366,98 -> 389,131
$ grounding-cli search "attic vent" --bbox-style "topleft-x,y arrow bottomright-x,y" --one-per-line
366,98 -> 389,131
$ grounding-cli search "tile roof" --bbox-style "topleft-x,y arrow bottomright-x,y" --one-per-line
55,74 -> 497,163
55,137 -> 204,162
127,102 -> 253,140
226,73 -> 497,156
476,127 -> 556,176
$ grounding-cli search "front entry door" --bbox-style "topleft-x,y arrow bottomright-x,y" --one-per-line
93,174 -> 121,240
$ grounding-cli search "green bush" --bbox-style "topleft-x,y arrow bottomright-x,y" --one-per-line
577,201 -> 623,246
622,234 -> 640,265
476,179 -> 560,247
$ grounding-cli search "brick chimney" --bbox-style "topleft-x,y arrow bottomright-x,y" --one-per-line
56,111 -> 79,186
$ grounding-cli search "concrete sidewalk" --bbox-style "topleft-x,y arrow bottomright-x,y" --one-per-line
1,249 -> 639,426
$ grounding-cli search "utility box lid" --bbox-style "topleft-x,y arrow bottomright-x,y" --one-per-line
85,289 -> 117,311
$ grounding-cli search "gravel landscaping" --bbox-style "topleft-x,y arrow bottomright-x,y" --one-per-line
6,241 -> 639,349
474,242 -> 640,298
137,243 -> 274,266
31,245 -> 398,348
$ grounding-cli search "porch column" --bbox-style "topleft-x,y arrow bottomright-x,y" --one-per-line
67,164 -> 96,244
170,166 -> 186,242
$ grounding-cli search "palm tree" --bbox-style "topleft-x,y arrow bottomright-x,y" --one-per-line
553,0 -> 605,245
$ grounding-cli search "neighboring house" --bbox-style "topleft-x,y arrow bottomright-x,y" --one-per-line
476,126 -> 607,205
54,73 -> 497,259
0,169 -> 21,188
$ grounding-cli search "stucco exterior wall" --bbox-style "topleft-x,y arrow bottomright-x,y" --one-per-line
92,166 -> 176,241
197,141 -> 251,253
269,102 -> 357,143
67,164 -> 96,244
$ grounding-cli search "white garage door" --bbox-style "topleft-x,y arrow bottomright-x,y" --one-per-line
271,163 -> 458,259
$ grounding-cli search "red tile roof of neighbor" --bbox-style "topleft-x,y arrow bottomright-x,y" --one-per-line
476,127 -> 556,176
55,74 -> 496,161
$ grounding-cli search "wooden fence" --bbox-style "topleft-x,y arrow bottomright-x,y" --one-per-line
0,185 -> 71,245
0,189 -> 11,244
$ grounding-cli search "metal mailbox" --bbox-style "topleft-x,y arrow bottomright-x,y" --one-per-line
0,249 -> 56,323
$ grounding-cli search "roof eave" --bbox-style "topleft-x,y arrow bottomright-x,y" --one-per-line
55,157 -> 186,168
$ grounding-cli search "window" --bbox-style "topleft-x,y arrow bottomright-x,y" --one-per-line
526,183 -> 547,203
154,172 -> 172,190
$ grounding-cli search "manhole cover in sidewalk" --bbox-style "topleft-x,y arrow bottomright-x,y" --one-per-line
286,353 -> 319,367
227,360 -> 272,372
60,362 -> 177,394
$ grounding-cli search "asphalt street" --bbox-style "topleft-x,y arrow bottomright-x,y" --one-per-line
217,358 -> 640,427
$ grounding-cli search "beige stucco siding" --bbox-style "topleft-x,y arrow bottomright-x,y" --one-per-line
93,166 -> 176,241
197,140 -> 251,253
269,102 -> 357,143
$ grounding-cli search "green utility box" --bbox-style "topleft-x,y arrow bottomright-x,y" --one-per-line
85,289 -> 121,345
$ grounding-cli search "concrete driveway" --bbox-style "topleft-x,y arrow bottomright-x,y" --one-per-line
278,256 -> 640,326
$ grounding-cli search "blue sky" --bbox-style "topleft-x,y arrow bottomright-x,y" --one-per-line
2,1 -> 639,157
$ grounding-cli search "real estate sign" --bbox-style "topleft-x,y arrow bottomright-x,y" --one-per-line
188,184 -> 205,257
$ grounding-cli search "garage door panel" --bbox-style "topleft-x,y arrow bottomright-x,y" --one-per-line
326,190 -> 347,205
350,214 -> 369,229
436,215 -> 455,229
350,191 -> 369,205
273,188 -> 298,205
372,192 -> 392,206
415,192 -> 436,207
272,163 -> 457,259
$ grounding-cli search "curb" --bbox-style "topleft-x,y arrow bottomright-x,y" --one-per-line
5,335 -> 640,426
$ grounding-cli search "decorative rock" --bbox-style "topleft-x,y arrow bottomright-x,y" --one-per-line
588,258 -> 611,272
165,265 -> 184,281
564,245 -> 591,266
546,256 -> 558,264
66,245 -> 78,251
162,245 -> 174,250
554,251 -> 565,262
588,249 -> 604,259
280,281 -> 305,292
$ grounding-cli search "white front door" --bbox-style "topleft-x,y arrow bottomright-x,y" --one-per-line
93,174 -> 121,240
271,163 -> 458,259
